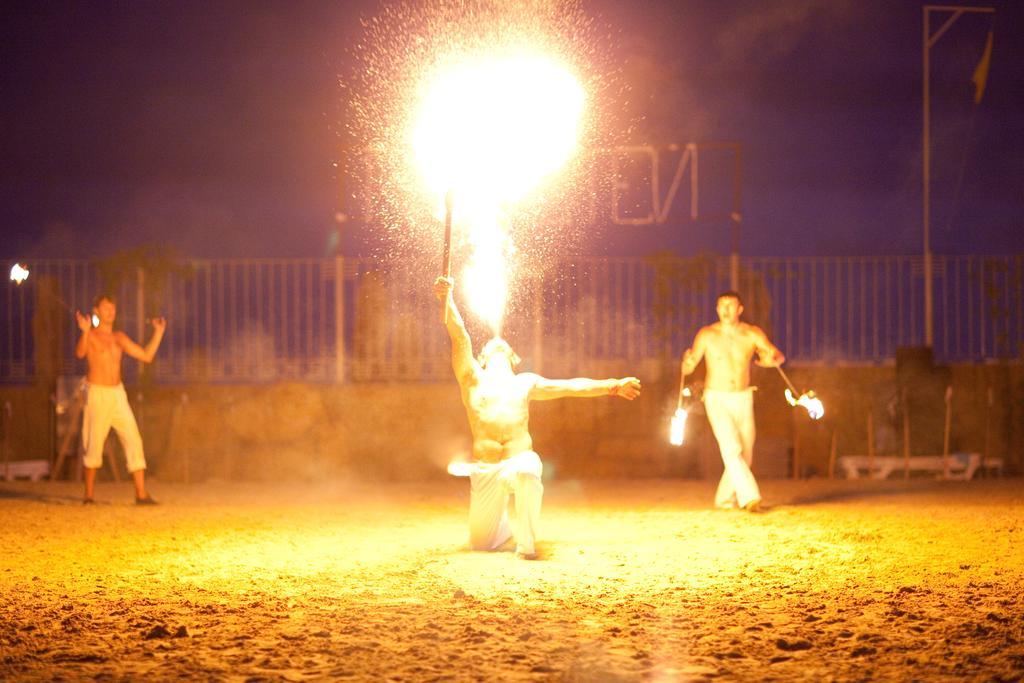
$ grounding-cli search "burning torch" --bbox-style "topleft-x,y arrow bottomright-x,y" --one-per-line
776,366 -> 825,420
669,386 -> 693,446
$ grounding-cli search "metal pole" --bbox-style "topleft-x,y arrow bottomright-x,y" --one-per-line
923,5 -> 995,348
923,7 -> 933,348
335,255 -> 345,383
136,266 -> 146,375
730,144 -> 742,292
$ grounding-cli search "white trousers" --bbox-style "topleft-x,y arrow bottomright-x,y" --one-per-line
468,451 -> 543,556
82,383 -> 146,472
704,388 -> 760,509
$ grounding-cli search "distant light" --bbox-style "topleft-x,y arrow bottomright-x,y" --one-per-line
9,263 -> 29,284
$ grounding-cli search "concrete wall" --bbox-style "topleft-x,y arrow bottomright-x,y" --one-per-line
2,362 -> 1021,482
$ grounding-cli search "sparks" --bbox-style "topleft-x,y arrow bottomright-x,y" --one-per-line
348,0 -> 614,329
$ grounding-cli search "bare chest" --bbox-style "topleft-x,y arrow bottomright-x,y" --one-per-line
466,377 -> 529,423
89,333 -> 122,361
706,329 -> 756,366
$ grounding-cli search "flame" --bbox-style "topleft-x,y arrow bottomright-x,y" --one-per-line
461,213 -> 512,334
9,263 -> 29,284
412,52 -> 584,331
669,408 -> 688,446
785,388 -> 825,420
411,53 -> 585,204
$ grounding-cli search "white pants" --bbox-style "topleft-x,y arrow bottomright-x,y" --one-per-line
82,383 -> 146,472
704,388 -> 760,509
468,451 -> 543,556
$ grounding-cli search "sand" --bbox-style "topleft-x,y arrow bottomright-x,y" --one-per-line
1,477 -> 1022,682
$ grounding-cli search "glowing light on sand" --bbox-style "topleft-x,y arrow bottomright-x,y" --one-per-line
447,458 -> 473,477
785,388 -> 825,420
9,263 -> 29,284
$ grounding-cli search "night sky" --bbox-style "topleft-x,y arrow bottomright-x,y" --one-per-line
2,0 -> 1021,260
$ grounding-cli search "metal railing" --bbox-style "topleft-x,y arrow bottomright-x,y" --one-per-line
2,254 -> 1021,383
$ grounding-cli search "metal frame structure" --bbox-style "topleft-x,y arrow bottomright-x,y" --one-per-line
3,253 -> 1021,384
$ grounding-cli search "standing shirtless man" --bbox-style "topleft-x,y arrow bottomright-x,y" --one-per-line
75,294 -> 166,505
679,291 -> 784,512
435,276 -> 641,559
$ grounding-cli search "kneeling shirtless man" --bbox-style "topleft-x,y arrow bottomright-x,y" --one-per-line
435,276 -> 641,559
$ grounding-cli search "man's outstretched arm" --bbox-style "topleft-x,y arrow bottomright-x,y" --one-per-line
434,276 -> 475,382
530,376 -> 641,401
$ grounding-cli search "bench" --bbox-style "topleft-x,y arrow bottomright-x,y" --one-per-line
1,459 -> 51,482
837,453 -> 981,481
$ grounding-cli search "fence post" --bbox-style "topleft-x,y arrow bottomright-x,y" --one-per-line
136,266 -> 146,375
335,255 -> 346,383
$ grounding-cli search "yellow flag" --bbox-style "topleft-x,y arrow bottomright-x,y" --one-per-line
972,31 -> 994,104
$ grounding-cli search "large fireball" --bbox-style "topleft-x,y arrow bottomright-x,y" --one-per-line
411,53 -> 585,206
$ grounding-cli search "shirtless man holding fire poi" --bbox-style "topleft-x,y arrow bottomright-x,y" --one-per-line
679,290 -> 784,513
75,294 -> 166,505
435,276 -> 641,559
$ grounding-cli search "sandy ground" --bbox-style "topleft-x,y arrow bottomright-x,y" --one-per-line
1,476 -> 1023,682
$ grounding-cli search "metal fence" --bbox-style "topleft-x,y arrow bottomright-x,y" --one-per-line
2,254 -> 1021,383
